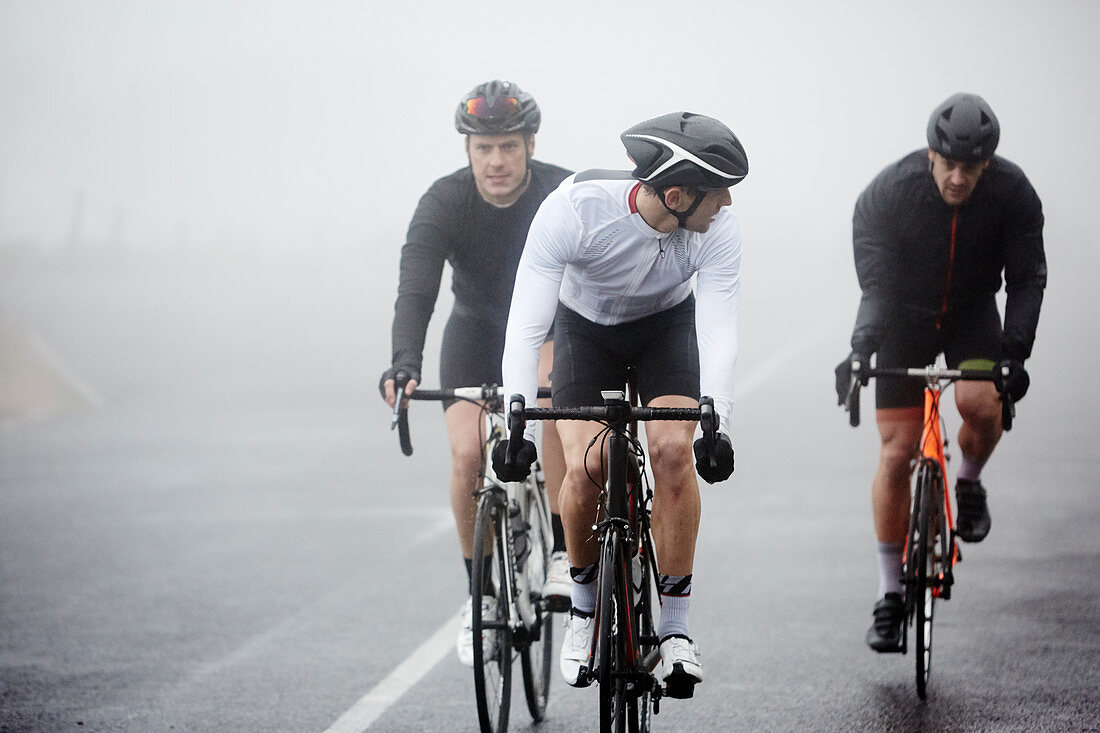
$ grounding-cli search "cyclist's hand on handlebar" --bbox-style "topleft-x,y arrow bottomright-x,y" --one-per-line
834,351 -> 869,405
379,366 -> 420,407
993,359 -> 1030,403
491,439 -> 537,483
694,433 -> 735,484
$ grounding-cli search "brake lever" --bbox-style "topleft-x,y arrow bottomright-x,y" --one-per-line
699,396 -> 718,469
390,371 -> 414,456
506,394 -> 528,465
844,359 -> 863,428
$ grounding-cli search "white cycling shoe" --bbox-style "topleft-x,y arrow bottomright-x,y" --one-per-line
456,596 -> 498,668
659,636 -> 702,698
542,551 -> 571,612
559,609 -> 595,687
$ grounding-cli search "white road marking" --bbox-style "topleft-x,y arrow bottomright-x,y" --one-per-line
322,612 -> 460,733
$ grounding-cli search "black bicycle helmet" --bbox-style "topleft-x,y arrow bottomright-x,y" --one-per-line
926,93 -> 1000,162
621,112 -> 749,191
455,79 -> 541,136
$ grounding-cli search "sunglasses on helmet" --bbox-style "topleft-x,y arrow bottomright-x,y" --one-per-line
464,95 -> 520,119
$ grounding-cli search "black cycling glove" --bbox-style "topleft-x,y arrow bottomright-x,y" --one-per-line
378,366 -> 420,399
693,433 -> 735,484
993,359 -> 1030,403
491,439 -> 538,483
834,351 -> 869,405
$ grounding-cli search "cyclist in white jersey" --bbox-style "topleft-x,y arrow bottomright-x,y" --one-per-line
494,112 -> 748,696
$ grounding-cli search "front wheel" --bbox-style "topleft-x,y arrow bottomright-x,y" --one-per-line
520,472 -> 553,721
913,463 -> 940,700
472,491 -> 512,733
597,527 -> 643,733
598,527 -> 625,732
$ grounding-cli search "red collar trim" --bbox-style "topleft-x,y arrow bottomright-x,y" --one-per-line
628,182 -> 642,213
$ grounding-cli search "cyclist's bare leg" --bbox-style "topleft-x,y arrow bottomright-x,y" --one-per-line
954,381 -> 1003,467
645,395 -> 701,577
872,408 -> 923,543
445,399 -> 489,559
537,341 -> 565,515
555,418 -> 609,570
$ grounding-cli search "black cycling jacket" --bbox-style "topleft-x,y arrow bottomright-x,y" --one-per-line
390,159 -> 572,375
850,150 -> 1047,362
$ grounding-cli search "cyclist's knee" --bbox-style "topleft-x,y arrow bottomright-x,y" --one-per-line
561,470 -> 602,508
877,436 -> 915,477
648,435 -> 693,480
564,450 -> 603,483
956,383 -> 1000,426
450,443 -> 482,481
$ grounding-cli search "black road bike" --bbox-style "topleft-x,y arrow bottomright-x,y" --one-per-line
505,385 -> 719,731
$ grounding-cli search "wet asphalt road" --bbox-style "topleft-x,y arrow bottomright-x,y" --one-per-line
1,256 -> 1097,732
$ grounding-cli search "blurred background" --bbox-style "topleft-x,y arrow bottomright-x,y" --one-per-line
3,1 -> 1097,277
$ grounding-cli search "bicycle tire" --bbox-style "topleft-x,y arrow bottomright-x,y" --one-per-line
598,526 -> 630,733
914,463 -> 939,700
520,471 -> 553,722
633,528 -> 659,733
472,491 -> 512,733
629,457 -> 657,732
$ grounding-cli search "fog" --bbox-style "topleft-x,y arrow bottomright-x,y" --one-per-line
3,1 -> 1097,252
2,0 -> 1098,387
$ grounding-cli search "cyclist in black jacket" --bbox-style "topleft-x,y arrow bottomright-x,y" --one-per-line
379,80 -> 572,666
835,93 -> 1046,652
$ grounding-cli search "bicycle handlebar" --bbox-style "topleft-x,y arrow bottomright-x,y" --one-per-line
388,377 -> 551,456
503,392 -> 721,472
843,363 -> 1015,431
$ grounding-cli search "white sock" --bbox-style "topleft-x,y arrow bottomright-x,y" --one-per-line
957,453 -> 984,482
569,563 -> 597,614
657,573 -> 692,640
877,541 -> 904,598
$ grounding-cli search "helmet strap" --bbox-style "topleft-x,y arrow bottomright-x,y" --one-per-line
659,187 -> 705,229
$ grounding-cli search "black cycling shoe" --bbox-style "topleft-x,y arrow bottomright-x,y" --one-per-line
955,478 -> 991,543
866,593 -> 904,653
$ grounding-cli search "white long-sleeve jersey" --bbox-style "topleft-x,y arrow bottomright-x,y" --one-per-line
502,174 -> 742,438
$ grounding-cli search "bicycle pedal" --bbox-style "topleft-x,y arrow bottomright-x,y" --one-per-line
662,676 -> 697,699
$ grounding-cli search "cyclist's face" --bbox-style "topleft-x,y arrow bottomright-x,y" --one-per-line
928,150 -> 989,206
681,187 -> 732,233
466,133 -> 533,207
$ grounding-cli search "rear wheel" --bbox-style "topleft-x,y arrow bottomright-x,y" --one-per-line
472,491 -> 512,733
520,472 -> 553,721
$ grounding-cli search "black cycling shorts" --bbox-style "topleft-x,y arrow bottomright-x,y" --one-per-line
551,295 -> 700,408
875,297 -> 1003,409
440,310 -> 553,411
439,311 -> 505,411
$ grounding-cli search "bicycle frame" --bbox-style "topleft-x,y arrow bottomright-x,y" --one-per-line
915,380 -> 959,582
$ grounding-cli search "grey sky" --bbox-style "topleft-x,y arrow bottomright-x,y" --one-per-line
1,0 -> 1097,277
